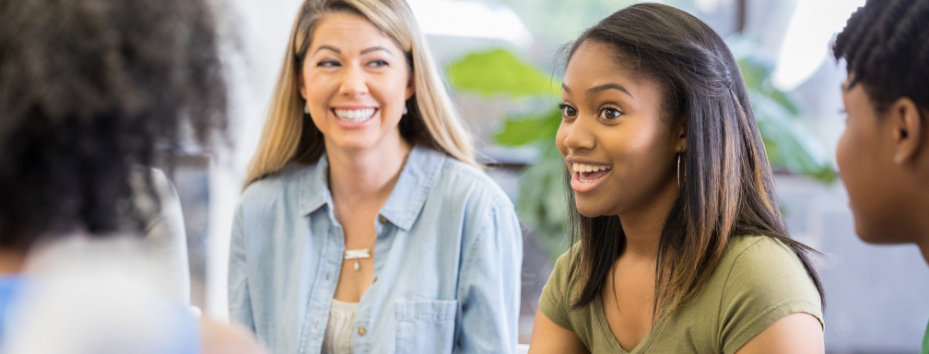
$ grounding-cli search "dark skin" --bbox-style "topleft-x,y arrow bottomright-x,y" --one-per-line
836,81 -> 929,260
528,41 -> 823,354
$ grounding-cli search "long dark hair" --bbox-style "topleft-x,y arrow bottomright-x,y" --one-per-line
562,3 -> 825,317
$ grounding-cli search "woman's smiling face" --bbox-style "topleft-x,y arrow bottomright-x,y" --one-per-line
300,13 -> 414,152
557,40 -> 684,218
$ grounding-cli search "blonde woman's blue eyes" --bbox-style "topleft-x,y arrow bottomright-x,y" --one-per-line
600,107 -> 622,120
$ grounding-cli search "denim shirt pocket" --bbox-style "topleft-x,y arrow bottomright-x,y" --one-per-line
395,299 -> 458,353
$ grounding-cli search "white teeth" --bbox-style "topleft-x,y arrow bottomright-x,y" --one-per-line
573,163 -> 612,173
333,108 -> 376,123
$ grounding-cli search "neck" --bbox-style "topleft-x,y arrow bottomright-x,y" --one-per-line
617,180 -> 680,260
912,192 -> 929,266
325,132 -> 412,206
0,249 -> 26,275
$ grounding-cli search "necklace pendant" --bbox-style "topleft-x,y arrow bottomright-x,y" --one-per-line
353,261 -> 360,271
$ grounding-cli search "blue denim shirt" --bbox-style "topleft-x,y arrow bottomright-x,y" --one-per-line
228,145 -> 522,354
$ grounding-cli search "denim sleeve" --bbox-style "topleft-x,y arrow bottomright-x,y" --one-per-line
228,205 -> 255,331
455,199 -> 523,354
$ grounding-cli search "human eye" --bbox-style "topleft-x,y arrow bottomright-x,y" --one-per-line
559,103 -> 577,119
317,60 -> 341,68
366,59 -> 389,68
599,106 -> 623,121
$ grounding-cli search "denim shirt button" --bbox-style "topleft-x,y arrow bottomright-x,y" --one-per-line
358,326 -> 367,336
378,215 -> 388,225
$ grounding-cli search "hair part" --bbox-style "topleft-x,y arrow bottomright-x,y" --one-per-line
244,0 -> 478,187
561,3 -> 825,318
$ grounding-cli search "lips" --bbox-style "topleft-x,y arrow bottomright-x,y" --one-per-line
332,108 -> 377,123
569,162 -> 612,192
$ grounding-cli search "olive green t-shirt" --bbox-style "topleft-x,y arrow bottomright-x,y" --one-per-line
539,235 -> 824,354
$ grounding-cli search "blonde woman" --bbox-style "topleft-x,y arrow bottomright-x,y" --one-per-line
227,1 -> 522,353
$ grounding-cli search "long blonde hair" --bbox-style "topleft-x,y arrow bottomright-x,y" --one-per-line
244,0 -> 477,188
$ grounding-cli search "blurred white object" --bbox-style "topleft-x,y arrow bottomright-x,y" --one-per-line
1,236 -> 197,354
132,167 -> 191,305
407,0 -> 532,47
772,0 -> 867,91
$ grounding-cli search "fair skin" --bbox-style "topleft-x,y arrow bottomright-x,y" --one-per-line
528,41 -> 823,354
836,80 -> 929,262
0,249 -> 264,354
298,13 -> 414,303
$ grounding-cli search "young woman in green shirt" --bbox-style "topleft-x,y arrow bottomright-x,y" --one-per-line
527,3 -> 826,353
831,0 -> 929,353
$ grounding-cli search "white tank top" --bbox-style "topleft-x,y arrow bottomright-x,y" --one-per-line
321,299 -> 358,354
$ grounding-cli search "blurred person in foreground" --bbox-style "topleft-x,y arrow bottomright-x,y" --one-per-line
0,0 -> 263,353
229,0 -> 522,353
832,0 -> 929,352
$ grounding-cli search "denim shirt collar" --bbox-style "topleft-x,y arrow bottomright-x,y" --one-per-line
297,145 -> 447,231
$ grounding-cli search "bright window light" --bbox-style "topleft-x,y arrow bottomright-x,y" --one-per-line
772,0 -> 866,91
407,0 -> 533,48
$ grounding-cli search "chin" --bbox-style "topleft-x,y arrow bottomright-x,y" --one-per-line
853,216 -> 912,245
573,197 -> 610,218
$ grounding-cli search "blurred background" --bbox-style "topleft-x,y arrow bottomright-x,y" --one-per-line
167,0 -> 929,352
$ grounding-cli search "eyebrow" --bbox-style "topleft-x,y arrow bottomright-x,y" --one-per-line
587,83 -> 633,98
561,82 -> 633,98
313,45 -> 341,55
360,46 -> 393,56
312,45 -> 394,56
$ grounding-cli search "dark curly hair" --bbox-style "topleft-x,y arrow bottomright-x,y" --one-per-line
833,0 -> 929,113
0,0 -> 227,251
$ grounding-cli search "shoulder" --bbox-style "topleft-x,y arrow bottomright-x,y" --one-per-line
239,162 -> 316,211
714,235 -> 823,352
539,245 -> 582,329
719,235 -> 814,283
435,155 -> 513,212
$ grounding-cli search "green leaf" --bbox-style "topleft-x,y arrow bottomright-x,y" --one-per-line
493,108 -> 562,146
515,152 -> 571,258
751,92 -> 838,183
446,49 -> 559,97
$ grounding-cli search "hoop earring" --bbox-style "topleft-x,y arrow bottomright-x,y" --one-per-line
677,153 -> 682,189
304,103 -> 309,115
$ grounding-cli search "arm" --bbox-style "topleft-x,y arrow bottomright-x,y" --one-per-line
227,207 -> 255,331
735,313 -> 824,354
455,202 -> 523,354
527,309 -> 589,354
200,318 -> 267,354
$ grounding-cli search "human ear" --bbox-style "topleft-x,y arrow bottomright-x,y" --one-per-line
405,69 -> 415,100
676,119 -> 688,153
890,97 -> 924,165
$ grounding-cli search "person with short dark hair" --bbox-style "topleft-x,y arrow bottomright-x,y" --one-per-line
832,0 -> 929,352
0,0 -> 262,352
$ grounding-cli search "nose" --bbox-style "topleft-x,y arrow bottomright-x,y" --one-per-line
562,114 -> 596,151
339,64 -> 368,98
